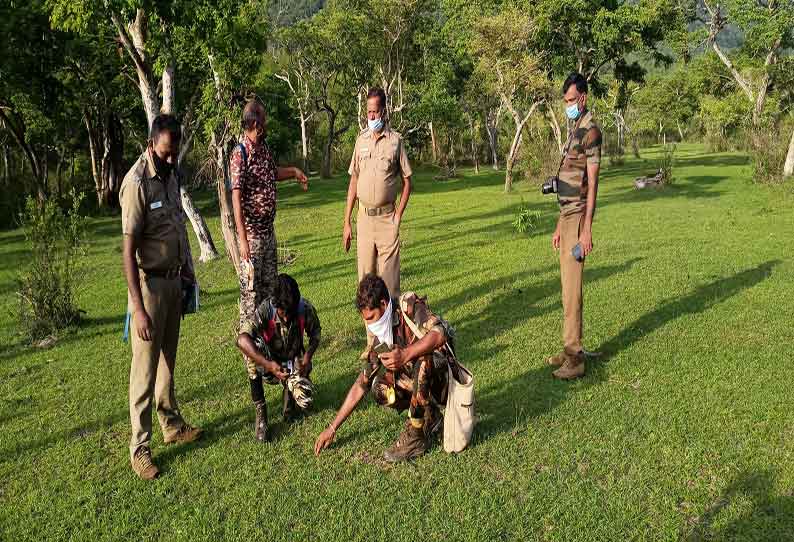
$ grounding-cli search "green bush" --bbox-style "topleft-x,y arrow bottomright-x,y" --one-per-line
749,125 -> 790,184
657,144 -> 677,185
17,190 -> 87,342
513,202 -> 541,234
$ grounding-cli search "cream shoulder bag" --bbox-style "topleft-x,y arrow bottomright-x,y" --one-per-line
399,296 -> 475,453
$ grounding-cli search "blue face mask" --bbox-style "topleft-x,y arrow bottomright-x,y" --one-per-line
368,117 -> 384,133
565,102 -> 581,120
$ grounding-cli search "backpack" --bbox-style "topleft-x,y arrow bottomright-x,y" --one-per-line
227,143 -> 248,189
259,299 -> 307,345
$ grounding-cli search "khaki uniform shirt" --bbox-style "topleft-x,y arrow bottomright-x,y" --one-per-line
348,126 -> 412,209
558,110 -> 602,202
119,151 -> 192,273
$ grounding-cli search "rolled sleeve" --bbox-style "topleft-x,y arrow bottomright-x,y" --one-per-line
120,181 -> 145,237
398,139 -> 412,178
584,127 -> 602,165
347,140 -> 359,176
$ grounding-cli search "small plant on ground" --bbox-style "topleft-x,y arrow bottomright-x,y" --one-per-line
17,190 -> 87,342
513,202 -> 542,234
657,143 -> 677,185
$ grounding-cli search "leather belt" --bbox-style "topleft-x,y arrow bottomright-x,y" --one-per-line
363,203 -> 395,216
142,266 -> 181,279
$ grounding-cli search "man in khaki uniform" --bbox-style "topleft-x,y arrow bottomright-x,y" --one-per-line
342,88 -> 412,356
547,73 -> 602,380
120,114 -> 202,480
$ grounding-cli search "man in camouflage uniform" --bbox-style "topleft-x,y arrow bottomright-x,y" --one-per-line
120,114 -> 202,480
236,274 -> 321,442
314,274 -> 451,462
230,100 -> 308,410
548,73 -> 602,380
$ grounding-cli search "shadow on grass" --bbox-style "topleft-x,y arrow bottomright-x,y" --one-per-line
470,260 -> 777,446
684,469 -> 794,541
597,260 -> 779,359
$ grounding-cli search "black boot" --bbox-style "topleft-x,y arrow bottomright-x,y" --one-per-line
282,386 -> 298,422
254,400 -> 269,443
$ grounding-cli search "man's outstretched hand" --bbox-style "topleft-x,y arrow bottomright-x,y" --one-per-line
314,427 -> 335,455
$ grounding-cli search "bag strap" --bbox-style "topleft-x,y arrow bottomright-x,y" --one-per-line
400,310 -> 458,363
228,143 -> 247,190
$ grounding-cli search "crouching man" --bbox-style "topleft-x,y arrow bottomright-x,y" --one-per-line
314,274 -> 451,462
236,273 -> 321,442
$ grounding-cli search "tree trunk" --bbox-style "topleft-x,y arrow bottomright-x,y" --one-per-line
180,185 -> 218,263
429,122 -> 438,163
468,117 -> 479,174
56,150 -> 64,200
547,108 -> 563,154
2,145 -> 8,184
485,108 -> 500,170
677,121 -> 684,142
505,125 -> 525,192
212,132 -> 242,272
300,109 -> 309,173
784,126 -> 794,178
321,109 -> 336,179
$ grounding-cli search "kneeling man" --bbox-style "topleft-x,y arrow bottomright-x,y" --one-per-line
236,273 -> 321,442
315,274 -> 451,462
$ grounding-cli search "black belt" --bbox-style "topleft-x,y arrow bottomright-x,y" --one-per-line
142,266 -> 181,279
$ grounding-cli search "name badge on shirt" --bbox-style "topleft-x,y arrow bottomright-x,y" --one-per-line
150,201 -> 163,210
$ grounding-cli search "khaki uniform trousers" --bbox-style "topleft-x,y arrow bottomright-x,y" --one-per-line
129,275 -> 185,460
559,203 -> 586,355
357,206 -> 401,343
356,207 -> 401,297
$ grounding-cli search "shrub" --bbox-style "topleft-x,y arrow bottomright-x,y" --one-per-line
513,202 -> 541,234
749,123 -> 791,184
17,190 -> 87,342
657,144 -> 677,185
519,137 -> 559,185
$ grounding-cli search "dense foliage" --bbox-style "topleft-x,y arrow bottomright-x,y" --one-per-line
1,0 -> 792,224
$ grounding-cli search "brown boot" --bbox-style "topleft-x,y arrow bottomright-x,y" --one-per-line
131,447 -> 159,480
383,419 -> 428,463
164,424 -> 203,445
552,352 -> 585,380
546,352 -> 566,367
254,400 -> 269,443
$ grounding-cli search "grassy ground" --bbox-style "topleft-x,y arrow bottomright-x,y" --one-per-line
1,144 -> 793,541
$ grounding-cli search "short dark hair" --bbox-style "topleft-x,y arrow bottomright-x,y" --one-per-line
150,114 -> 181,143
562,73 -> 588,95
366,87 -> 387,111
356,274 -> 390,312
242,100 -> 265,131
273,274 -> 301,318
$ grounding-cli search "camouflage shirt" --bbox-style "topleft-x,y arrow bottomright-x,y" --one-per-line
240,298 -> 321,362
557,110 -> 601,202
230,135 -> 278,239
361,292 -> 451,388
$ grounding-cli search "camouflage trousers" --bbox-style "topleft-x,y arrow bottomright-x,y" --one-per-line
371,352 -> 447,420
239,230 -> 278,380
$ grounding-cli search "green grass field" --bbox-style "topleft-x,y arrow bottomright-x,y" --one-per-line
1,144 -> 793,541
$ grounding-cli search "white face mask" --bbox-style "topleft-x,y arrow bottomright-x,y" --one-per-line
366,298 -> 393,347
